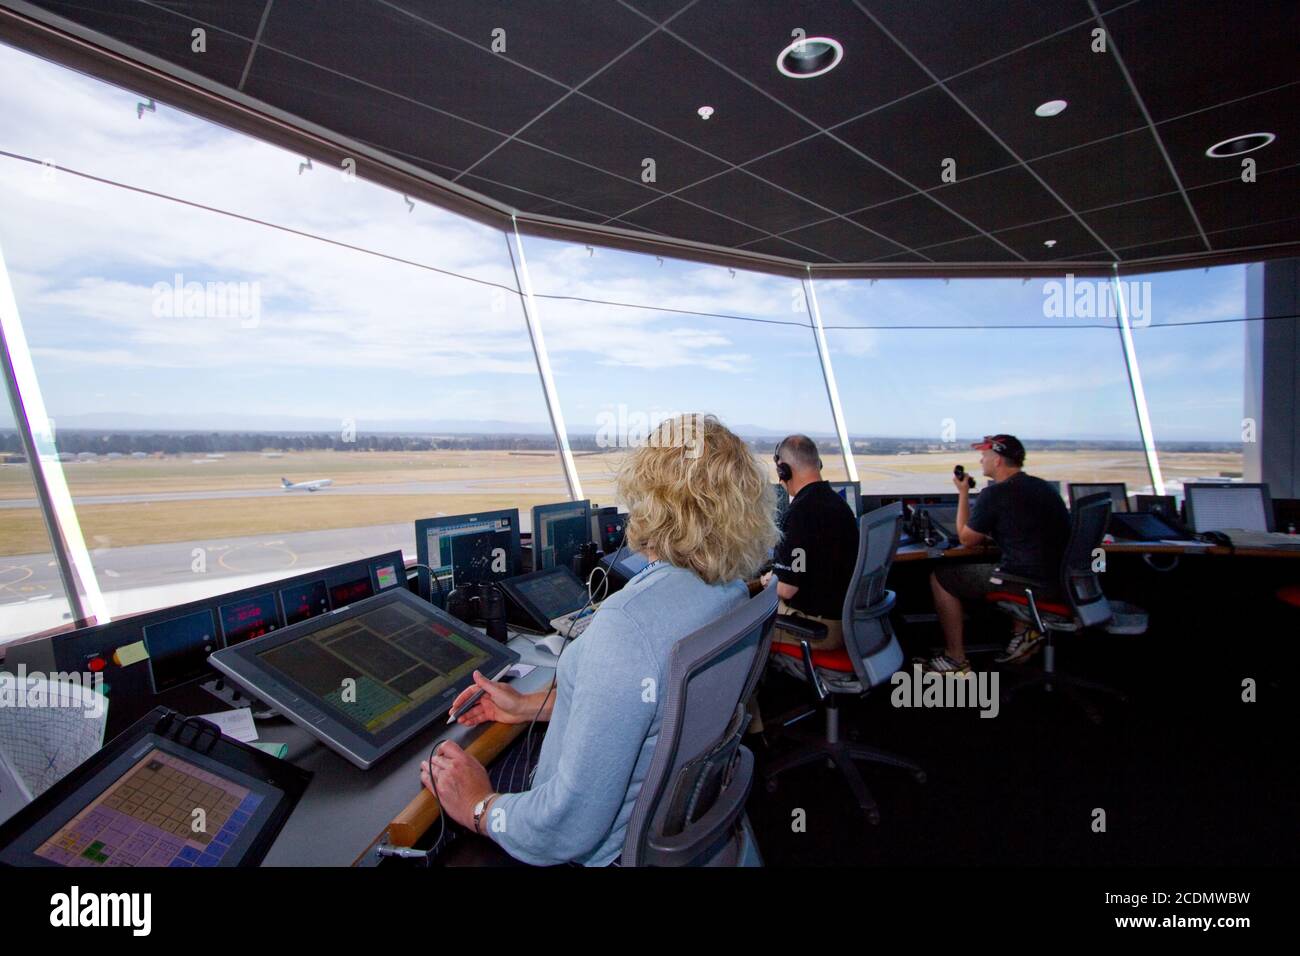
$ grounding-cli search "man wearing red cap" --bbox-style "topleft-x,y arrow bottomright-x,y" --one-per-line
920,434 -> 1070,674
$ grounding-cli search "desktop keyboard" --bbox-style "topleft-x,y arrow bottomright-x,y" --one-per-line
550,606 -> 597,639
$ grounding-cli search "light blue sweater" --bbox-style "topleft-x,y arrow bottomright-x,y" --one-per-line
488,561 -> 748,866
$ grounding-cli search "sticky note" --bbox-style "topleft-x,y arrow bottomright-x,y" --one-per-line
112,641 -> 149,666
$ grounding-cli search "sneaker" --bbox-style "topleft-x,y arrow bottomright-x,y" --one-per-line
996,627 -> 1045,664
917,654 -> 972,674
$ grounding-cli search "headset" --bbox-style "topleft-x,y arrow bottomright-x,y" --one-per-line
774,436 -> 821,485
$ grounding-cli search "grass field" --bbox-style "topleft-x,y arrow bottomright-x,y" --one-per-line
0,448 -> 1243,556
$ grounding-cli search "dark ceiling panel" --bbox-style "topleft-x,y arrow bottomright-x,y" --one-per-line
994,215 -> 1106,262
28,0 -> 255,88
458,173 -> 610,224
468,139 -> 655,217
1083,193 -> 1201,251
1116,235 -> 1211,262
620,0 -> 701,25
515,94 -> 729,193
782,217 -> 906,261
1101,0 -> 1300,123
9,0 -> 1298,272
676,168 -> 829,235
861,0 -> 1096,79
579,30 -> 812,165
944,23 -> 1147,161
242,47 -> 505,172
259,0 -> 563,135
617,195 -> 767,248
741,235 -> 836,263
836,85 -> 1016,187
1202,215 -> 1300,254
384,0 -> 657,88
1154,93 -> 1300,190
745,134 -> 914,213
667,0 -> 932,128
1029,128 -> 1180,211
924,235 -> 1021,263
925,166 -> 1069,234
1188,166 -> 1300,236
850,192 -> 977,250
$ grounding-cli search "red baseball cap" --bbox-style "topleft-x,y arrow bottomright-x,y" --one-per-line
971,434 -> 1025,464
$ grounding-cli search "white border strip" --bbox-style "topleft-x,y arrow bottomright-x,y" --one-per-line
804,273 -> 859,483
507,219 -> 583,501
0,234 -> 110,622
1111,265 -> 1165,495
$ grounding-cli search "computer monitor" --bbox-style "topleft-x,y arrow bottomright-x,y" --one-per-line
1068,482 -> 1129,513
415,509 -> 522,602
499,566 -> 589,632
1134,494 -> 1178,518
532,500 -> 592,571
828,481 -> 862,517
590,506 -> 626,553
772,483 -> 790,524
1184,483 -> 1274,533
211,589 -> 518,769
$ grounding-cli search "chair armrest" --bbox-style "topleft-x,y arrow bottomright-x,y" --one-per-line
773,614 -> 828,641
989,569 -> 1052,592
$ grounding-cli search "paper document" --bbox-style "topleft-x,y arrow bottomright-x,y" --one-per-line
198,707 -> 259,743
0,673 -> 108,799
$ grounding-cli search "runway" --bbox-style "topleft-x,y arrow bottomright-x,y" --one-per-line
0,522 -> 415,610
0,476 -> 572,509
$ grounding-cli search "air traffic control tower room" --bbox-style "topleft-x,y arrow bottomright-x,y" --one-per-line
0,0 -> 1296,933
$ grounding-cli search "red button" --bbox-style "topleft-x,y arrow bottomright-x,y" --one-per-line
86,656 -> 106,672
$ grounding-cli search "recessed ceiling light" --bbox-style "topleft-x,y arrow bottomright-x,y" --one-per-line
1035,100 -> 1068,117
1205,132 -> 1275,158
697,105 -> 714,120
1043,239 -> 1057,248
777,36 -> 844,79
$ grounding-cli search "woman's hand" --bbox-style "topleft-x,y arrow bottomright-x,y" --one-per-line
421,741 -> 492,830
449,670 -> 535,726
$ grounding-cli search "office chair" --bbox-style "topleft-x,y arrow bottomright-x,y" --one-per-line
620,580 -> 779,866
762,503 -> 925,825
983,492 -> 1125,724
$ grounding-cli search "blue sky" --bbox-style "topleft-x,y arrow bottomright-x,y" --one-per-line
0,42 -> 1248,443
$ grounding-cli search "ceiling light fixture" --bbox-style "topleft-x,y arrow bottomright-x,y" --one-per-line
1205,132 -> 1275,158
1034,100 -> 1068,117
1043,239 -> 1057,248
697,105 -> 714,120
777,36 -> 844,79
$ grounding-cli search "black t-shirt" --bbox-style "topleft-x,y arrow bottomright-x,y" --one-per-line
773,480 -> 860,619
966,472 -> 1071,579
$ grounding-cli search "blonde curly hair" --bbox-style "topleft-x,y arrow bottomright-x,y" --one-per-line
615,414 -> 778,585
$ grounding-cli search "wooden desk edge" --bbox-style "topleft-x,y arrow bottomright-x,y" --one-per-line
380,720 -> 527,851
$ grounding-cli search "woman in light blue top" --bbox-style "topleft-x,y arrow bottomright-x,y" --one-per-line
422,414 -> 778,865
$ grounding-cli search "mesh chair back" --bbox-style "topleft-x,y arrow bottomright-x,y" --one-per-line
621,581 -> 779,866
1060,492 -> 1113,628
841,503 -> 906,688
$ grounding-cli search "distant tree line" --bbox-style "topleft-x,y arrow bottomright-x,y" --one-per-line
0,430 -> 1241,457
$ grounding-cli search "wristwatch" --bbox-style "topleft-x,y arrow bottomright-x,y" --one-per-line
473,794 -> 496,834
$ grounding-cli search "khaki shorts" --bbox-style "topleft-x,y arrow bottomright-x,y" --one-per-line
772,600 -> 844,650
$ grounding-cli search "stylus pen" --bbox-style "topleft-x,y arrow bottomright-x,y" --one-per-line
446,665 -> 511,724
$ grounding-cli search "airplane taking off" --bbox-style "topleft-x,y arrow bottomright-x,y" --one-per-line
281,477 -> 333,492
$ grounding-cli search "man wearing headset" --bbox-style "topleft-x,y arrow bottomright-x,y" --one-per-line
761,434 -> 859,650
